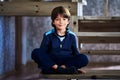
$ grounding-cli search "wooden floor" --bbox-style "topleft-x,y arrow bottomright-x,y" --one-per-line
1,62 -> 120,80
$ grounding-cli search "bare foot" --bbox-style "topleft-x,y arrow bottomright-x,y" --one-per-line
77,69 -> 86,74
60,65 -> 66,69
52,64 -> 58,70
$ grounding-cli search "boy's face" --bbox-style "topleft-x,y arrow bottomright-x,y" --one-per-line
53,14 -> 69,30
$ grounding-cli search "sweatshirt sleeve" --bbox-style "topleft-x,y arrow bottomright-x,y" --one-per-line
40,34 -> 50,52
39,34 -> 55,67
72,34 -> 80,55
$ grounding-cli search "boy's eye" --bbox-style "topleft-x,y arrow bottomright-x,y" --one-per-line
55,18 -> 59,20
63,18 -> 67,20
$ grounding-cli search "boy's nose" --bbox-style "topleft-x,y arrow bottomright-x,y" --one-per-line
60,19 -> 63,23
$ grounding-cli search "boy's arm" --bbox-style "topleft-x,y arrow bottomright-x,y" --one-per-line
72,35 -> 80,55
40,34 -> 50,52
39,34 -> 55,67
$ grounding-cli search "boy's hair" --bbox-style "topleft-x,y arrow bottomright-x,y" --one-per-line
51,6 -> 71,27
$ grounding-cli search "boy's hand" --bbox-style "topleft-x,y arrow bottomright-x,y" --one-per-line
52,64 -> 58,69
61,65 -> 66,69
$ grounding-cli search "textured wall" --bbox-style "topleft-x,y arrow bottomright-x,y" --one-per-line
83,0 -> 120,16
22,17 -> 52,62
0,17 -> 15,75
109,0 -> 120,16
83,0 -> 104,16
0,17 -> 4,75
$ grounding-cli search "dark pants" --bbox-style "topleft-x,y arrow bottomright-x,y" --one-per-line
31,48 -> 89,74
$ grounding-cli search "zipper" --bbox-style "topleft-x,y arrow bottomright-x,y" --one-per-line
60,44 -> 62,48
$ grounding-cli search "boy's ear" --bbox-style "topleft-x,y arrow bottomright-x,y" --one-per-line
52,21 -> 56,27
67,21 -> 70,27
52,21 -> 55,25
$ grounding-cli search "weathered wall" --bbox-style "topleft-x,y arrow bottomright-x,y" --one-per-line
83,0 -> 104,16
22,17 -> 52,62
109,0 -> 120,16
0,17 -> 15,75
0,17 -> 3,75
83,0 -> 120,16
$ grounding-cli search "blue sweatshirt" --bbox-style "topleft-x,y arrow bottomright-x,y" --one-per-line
40,28 -> 80,61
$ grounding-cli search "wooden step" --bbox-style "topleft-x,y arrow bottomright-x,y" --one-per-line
39,70 -> 120,79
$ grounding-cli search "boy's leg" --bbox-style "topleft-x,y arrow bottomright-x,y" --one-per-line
31,48 -> 76,74
65,54 -> 89,69
31,48 -> 55,71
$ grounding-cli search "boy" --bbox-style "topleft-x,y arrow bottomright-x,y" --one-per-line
31,6 -> 89,74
